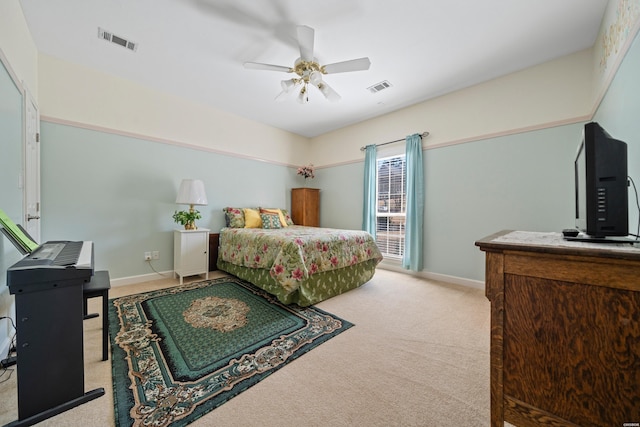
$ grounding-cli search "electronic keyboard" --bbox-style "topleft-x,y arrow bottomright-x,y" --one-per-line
7,240 -> 94,291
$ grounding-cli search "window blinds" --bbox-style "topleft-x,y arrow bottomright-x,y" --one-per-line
376,155 -> 406,258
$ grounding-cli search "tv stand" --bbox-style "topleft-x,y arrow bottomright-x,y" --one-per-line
564,235 -> 637,244
476,230 -> 640,426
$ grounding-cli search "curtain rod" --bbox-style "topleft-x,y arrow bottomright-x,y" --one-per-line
359,131 -> 429,151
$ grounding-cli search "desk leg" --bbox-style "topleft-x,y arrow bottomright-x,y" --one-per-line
102,290 -> 109,361
486,251 -> 505,427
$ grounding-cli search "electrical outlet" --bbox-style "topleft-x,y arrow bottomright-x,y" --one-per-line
152,251 -> 159,260
144,252 -> 152,261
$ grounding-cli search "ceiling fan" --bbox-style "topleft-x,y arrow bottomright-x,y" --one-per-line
244,25 -> 371,104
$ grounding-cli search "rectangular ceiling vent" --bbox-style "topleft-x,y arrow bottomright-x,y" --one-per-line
98,27 -> 138,52
367,80 -> 392,94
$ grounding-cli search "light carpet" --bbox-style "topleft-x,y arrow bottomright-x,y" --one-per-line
0,269 -> 491,426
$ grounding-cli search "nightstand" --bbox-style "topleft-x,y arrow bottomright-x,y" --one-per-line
174,228 -> 209,285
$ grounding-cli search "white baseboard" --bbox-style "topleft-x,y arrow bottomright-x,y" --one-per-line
377,260 -> 485,290
110,270 -> 175,287
418,270 -> 485,290
111,265 -> 486,292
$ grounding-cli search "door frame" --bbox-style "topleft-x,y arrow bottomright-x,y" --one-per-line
23,86 -> 40,243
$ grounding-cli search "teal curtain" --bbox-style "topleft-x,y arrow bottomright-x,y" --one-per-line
362,144 -> 377,237
403,134 -> 424,271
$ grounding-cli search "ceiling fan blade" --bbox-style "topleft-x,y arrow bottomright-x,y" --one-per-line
297,25 -> 315,61
244,62 -> 292,73
322,57 -> 371,74
274,90 -> 288,102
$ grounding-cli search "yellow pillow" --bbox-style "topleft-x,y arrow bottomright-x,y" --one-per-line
260,208 -> 288,227
243,208 -> 262,228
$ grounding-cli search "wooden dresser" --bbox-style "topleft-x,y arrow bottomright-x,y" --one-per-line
291,187 -> 319,226
476,230 -> 640,427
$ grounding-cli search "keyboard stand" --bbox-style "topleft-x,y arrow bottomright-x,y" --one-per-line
7,272 -> 104,426
4,388 -> 105,427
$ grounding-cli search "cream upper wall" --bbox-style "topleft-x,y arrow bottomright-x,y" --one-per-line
0,0 -> 38,95
38,54 -> 310,166
309,49 -> 594,167
38,48 -> 594,169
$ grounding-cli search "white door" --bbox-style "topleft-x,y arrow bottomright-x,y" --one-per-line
24,89 -> 41,243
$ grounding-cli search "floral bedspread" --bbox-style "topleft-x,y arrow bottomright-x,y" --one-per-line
219,225 -> 382,293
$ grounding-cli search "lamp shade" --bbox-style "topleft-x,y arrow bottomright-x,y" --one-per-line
175,179 -> 208,205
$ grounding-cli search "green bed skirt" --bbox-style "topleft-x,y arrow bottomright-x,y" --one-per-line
217,258 -> 379,306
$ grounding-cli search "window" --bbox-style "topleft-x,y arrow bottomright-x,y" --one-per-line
376,154 -> 406,258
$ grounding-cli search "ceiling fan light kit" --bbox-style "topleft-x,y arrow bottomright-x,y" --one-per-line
244,25 -> 371,104
317,81 -> 340,102
281,79 -> 297,92
297,85 -> 308,104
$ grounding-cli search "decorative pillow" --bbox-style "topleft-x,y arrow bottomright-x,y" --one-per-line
260,213 -> 282,229
243,208 -> 262,228
280,209 -> 295,225
223,207 -> 245,228
260,208 -> 288,227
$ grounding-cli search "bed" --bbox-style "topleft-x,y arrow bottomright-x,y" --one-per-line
216,207 -> 383,306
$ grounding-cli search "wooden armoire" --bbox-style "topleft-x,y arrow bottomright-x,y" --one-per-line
291,188 -> 319,226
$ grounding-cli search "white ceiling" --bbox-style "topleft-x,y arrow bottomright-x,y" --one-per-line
19,0 -> 609,138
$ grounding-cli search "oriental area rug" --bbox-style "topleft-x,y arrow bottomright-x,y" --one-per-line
108,276 -> 353,427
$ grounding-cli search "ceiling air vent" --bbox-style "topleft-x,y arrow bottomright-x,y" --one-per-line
367,80 -> 392,94
98,27 -> 138,52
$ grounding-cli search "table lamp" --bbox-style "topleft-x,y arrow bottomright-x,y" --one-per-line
175,179 -> 208,229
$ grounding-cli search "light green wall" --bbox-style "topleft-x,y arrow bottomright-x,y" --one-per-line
315,162 -> 364,231
423,125 -> 580,280
40,123 -> 299,278
316,124 -> 581,281
32,117 -> 583,284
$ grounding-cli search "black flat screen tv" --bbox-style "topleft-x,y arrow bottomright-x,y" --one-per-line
574,121 -> 628,238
